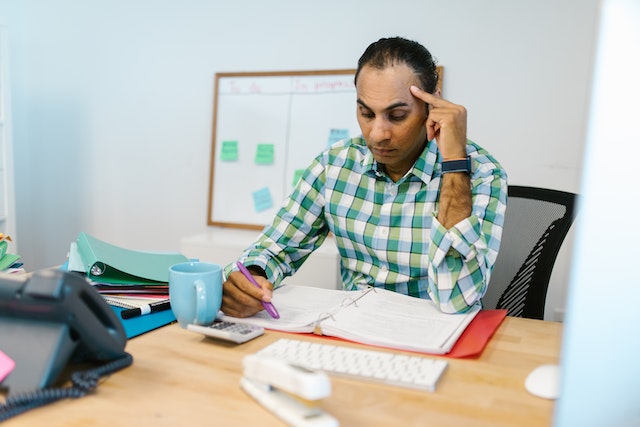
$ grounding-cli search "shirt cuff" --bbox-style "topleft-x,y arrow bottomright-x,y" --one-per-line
226,254 -> 285,287
429,214 -> 481,266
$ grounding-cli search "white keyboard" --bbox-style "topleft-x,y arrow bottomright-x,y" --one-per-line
256,338 -> 448,392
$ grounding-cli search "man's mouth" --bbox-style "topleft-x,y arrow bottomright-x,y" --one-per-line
371,147 -> 393,156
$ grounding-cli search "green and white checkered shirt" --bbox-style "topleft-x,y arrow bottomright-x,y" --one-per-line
230,136 -> 507,313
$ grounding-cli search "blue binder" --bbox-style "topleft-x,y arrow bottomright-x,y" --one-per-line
110,306 -> 176,339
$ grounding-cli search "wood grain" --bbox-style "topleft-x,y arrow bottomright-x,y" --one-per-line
1,316 -> 562,427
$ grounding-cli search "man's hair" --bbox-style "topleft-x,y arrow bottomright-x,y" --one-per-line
354,37 -> 439,94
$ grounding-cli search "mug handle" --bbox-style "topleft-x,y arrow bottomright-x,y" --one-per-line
194,279 -> 215,324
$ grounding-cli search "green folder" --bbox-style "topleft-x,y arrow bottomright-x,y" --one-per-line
76,232 -> 189,284
0,240 -> 20,271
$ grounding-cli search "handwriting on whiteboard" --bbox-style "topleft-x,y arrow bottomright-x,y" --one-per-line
219,75 -> 355,95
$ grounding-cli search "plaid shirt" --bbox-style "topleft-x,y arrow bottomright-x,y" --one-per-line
228,136 -> 507,313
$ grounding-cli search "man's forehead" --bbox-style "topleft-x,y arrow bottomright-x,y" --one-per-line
356,65 -> 419,110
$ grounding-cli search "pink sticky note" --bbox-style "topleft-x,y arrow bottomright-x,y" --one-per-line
0,350 -> 16,382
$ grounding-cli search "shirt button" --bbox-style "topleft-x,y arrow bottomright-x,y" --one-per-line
379,227 -> 389,237
380,265 -> 389,272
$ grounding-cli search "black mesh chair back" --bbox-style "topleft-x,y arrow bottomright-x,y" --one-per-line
482,186 -> 577,319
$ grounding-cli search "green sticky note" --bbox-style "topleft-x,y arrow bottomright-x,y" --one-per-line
220,140 -> 239,161
255,143 -> 275,165
292,169 -> 305,187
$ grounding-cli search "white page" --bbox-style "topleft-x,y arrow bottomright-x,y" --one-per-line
319,288 -> 480,354
67,242 -> 86,273
219,285 -> 366,333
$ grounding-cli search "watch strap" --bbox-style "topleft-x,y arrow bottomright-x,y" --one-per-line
441,157 -> 471,174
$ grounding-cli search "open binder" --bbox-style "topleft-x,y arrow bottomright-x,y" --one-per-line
74,232 -> 188,284
220,285 -> 483,355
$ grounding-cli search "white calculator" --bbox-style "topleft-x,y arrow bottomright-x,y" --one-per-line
187,320 -> 265,344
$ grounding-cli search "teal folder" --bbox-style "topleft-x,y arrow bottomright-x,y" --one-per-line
76,232 -> 188,284
110,306 -> 177,339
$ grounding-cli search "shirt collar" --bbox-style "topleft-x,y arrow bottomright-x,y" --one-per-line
362,139 -> 438,184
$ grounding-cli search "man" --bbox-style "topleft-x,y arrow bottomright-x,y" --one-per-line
222,37 -> 507,317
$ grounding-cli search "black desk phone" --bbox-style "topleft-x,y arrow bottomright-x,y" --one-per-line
0,269 -> 129,397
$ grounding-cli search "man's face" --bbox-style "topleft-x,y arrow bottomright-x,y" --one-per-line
355,63 -> 428,181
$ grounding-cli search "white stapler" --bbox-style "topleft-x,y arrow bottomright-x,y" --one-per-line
240,354 -> 338,427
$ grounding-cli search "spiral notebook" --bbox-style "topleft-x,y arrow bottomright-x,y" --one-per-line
103,295 -> 176,339
220,285 -> 480,355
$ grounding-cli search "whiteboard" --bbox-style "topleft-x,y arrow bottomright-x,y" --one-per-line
207,70 -> 361,229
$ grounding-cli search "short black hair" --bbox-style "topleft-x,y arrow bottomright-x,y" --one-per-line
354,37 -> 439,94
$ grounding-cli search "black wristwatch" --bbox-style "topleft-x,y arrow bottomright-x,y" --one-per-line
441,156 -> 471,174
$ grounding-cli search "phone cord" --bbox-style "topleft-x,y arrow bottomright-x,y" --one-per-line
0,352 -> 133,422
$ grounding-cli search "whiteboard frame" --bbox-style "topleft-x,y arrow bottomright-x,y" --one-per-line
207,69 -> 357,229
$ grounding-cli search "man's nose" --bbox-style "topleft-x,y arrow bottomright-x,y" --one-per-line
369,118 -> 391,142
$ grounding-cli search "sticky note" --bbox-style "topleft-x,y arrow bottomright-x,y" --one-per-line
292,169 -> 305,187
253,187 -> 273,212
0,350 -> 16,382
327,128 -> 350,147
255,144 -> 275,165
220,140 -> 239,161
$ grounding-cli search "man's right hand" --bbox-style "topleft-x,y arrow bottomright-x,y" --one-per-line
221,270 -> 274,318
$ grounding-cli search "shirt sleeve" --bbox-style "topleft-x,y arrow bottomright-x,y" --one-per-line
426,165 -> 508,313
223,156 -> 329,286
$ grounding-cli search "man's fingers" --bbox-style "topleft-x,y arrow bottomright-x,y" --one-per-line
410,85 -> 441,106
412,84 -> 468,157
222,277 -> 265,318
228,271 -> 265,298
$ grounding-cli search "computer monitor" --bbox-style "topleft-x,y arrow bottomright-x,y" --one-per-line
553,1 -> 640,426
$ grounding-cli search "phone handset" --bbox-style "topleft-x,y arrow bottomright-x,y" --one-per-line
0,269 -> 128,395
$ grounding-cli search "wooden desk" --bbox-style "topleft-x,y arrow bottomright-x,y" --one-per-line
2,316 -> 562,427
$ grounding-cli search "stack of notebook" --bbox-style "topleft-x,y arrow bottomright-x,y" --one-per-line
67,232 -> 189,338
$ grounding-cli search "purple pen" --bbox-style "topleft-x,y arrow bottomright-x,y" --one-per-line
236,262 -> 280,319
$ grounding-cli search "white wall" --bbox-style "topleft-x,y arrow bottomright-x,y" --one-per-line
0,0 -> 598,319
0,19 -> 17,246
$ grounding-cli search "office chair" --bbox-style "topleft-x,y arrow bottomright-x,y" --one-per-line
482,186 -> 577,319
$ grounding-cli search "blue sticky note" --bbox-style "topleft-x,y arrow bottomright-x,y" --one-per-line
252,187 -> 273,212
327,128 -> 350,147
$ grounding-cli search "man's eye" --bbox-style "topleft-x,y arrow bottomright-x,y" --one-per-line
389,113 -> 407,122
360,110 -> 374,119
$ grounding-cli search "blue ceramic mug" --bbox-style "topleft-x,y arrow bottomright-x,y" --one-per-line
169,262 -> 222,328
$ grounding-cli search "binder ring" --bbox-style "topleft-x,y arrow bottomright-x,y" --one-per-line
91,262 -> 106,276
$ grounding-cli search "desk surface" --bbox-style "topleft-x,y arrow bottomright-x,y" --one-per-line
2,316 -> 562,427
